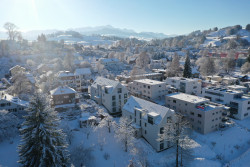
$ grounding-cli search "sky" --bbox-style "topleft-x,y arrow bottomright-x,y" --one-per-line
0,0 -> 250,35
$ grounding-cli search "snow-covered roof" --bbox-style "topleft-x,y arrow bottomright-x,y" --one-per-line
166,93 -> 209,104
9,65 -> 25,71
133,79 -> 165,85
57,71 -> 75,78
25,73 -> 35,84
92,77 -> 120,89
50,86 -> 76,95
100,58 -> 120,64
123,96 -> 174,125
0,93 -> 29,107
74,68 -> 91,76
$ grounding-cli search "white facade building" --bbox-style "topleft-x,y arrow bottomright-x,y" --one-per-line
127,79 -> 167,100
122,96 -> 175,152
90,77 -> 129,115
166,93 -> 227,134
201,87 -> 250,120
164,77 -> 202,96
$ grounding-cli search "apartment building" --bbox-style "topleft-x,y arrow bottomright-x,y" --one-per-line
117,72 -> 163,83
201,87 -> 250,120
57,71 -> 76,89
127,79 -> 167,100
90,77 -> 129,115
166,93 -> 227,134
122,96 -> 175,152
164,77 -> 202,96
74,68 -> 91,92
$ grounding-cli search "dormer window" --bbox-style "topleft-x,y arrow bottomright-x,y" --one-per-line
148,116 -> 153,124
118,88 -> 122,93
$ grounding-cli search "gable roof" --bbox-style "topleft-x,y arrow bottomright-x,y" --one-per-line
91,77 -> 120,89
75,68 -> 91,76
50,86 -> 76,95
123,96 -> 174,125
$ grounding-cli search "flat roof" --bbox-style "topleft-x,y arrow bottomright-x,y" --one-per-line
166,93 -> 209,104
134,79 -> 165,85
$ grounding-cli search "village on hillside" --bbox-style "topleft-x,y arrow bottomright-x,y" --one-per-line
0,21 -> 250,167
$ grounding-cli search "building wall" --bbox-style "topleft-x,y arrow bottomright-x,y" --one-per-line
202,88 -> 250,120
122,108 -> 174,152
166,96 -> 224,134
51,93 -> 76,106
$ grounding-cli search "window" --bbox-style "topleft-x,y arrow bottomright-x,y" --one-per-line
148,86 -> 150,89
198,120 -> 201,124
198,114 -> 202,118
112,96 -> 116,100
119,94 -> 121,99
112,101 -> 116,106
140,112 -> 142,119
112,108 -> 116,112
173,100 -> 176,103
190,112 -> 194,115
159,85 -> 161,87
145,130 -> 147,134
160,127 -> 164,134
130,115 -> 132,120
135,110 -> 136,116
118,88 -> 122,93
167,117 -> 172,123
160,143 -> 164,150
143,85 -> 146,88
244,113 -> 248,117
148,116 -> 153,124
145,123 -> 147,127
248,101 -> 250,104
248,107 -> 250,110
134,118 -> 136,123
124,94 -> 127,98
124,99 -> 127,104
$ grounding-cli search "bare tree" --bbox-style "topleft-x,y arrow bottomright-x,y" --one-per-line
3,22 -> 20,40
166,53 -> 181,77
222,51 -> 236,74
196,56 -> 216,76
114,117 -> 135,152
158,114 -> 192,167
136,52 -> 150,70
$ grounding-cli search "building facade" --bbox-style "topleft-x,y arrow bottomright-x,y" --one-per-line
166,93 -> 227,134
90,77 -> 129,115
127,79 -> 167,100
201,87 -> 250,120
164,77 -> 202,96
122,96 -> 175,152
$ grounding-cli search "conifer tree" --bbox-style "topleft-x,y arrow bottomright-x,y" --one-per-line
183,55 -> 192,78
18,93 -> 69,167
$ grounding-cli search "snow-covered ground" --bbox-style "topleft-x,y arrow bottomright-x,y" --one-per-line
1,110 -> 250,167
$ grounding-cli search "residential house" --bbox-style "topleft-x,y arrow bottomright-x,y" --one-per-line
122,96 -> 175,152
9,65 -> 26,76
90,77 -> 129,115
50,86 -> 79,111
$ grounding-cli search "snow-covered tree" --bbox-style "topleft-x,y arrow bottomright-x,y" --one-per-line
130,66 -> 145,78
136,52 -> 150,70
114,117 -> 135,152
222,51 -> 236,74
166,53 -> 181,77
183,55 -> 192,78
18,93 -> 70,167
63,53 -> 74,72
0,110 -> 19,142
80,61 -> 92,69
196,56 -> 216,76
241,62 -> 250,74
158,114 -> 192,167
97,113 -> 114,133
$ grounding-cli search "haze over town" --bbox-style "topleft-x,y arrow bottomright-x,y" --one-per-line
0,1 -> 250,167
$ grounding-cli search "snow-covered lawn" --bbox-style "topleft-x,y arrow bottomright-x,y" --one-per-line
1,116 -> 250,167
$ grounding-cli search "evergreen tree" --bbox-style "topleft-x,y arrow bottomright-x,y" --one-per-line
183,55 -> 192,78
18,93 -> 69,167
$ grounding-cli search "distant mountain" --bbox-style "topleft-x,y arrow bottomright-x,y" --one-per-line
71,25 -> 174,39
0,25 -> 175,41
